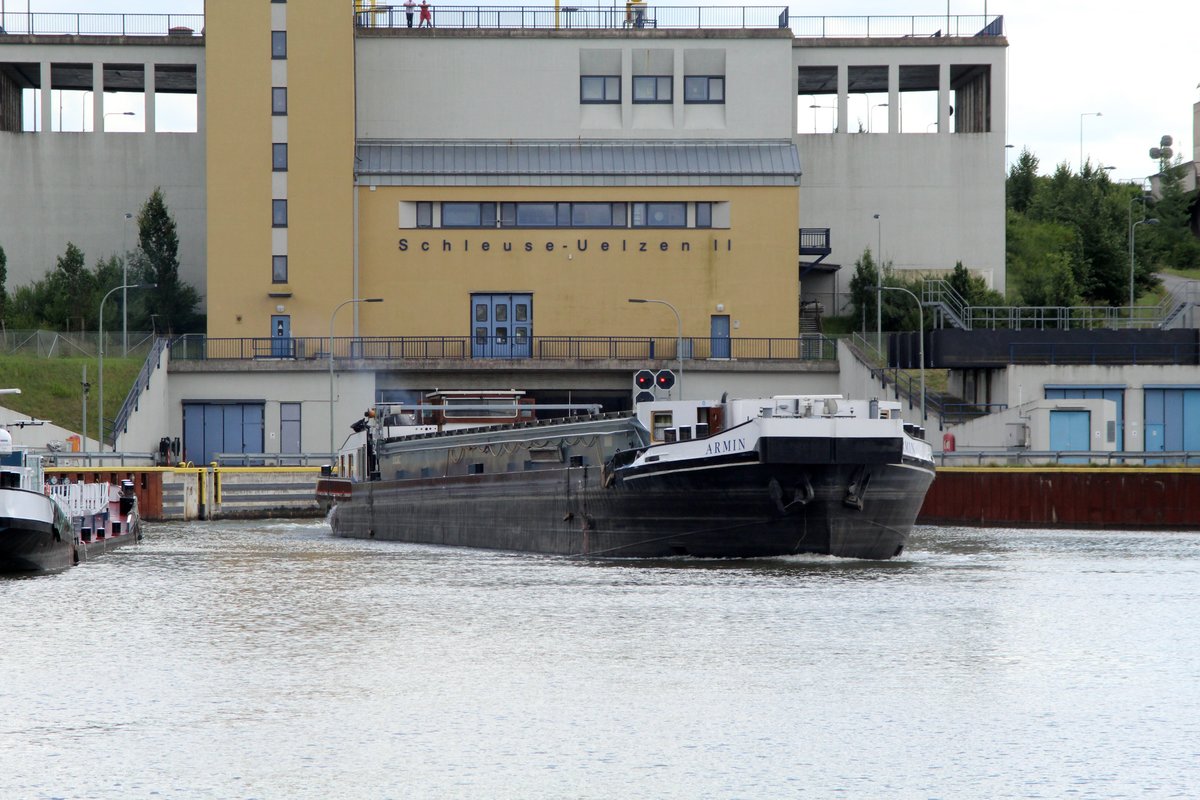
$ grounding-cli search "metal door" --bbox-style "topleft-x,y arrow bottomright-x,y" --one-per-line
271,315 -> 293,358
710,314 -> 730,359
1049,410 -> 1090,463
471,294 -> 532,358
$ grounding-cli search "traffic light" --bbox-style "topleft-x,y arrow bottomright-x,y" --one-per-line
633,369 -> 656,404
655,370 -> 675,391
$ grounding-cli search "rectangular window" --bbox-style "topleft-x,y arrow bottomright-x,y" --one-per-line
272,87 -> 287,115
272,199 -> 288,227
572,203 -> 615,227
271,31 -> 287,59
580,75 -> 620,104
632,76 -> 672,104
272,143 -> 288,171
632,202 -> 686,228
442,202 -> 496,228
515,203 -> 557,227
684,76 -> 725,104
272,255 -> 288,283
696,202 -> 712,228
416,202 -> 433,228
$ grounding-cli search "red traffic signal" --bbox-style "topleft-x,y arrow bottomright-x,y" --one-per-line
655,370 -> 676,390
634,369 -> 655,390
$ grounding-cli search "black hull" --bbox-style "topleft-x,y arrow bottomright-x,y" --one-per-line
330,459 -> 934,561
0,518 -> 74,573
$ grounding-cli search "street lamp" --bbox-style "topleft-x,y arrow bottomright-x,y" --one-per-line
122,211 -> 133,356
1079,111 -> 1101,172
871,102 -> 888,133
808,103 -> 834,133
873,213 -> 882,353
880,285 -> 925,422
628,298 -> 683,399
98,283 -> 154,452
1127,193 -> 1152,308
105,110 -> 134,132
1129,218 -> 1160,318
329,297 -> 383,459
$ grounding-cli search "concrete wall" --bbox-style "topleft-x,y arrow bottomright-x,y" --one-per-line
0,132 -> 206,298
118,344 -> 172,452
356,31 -> 795,140
944,398 -> 1118,453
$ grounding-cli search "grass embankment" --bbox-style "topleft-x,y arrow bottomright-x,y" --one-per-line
0,356 -> 143,435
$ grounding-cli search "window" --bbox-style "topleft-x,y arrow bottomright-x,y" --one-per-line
272,199 -> 288,227
272,143 -> 288,171
442,202 -> 496,228
416,202 -> 432,228
684,76 -> 725,104
271,31 -> 287,59
272,87 -> 287,115
571,203 -> 624,227
632,76 -> 672,104
580,75 -> 620,104
499,202 -> 626,228
514,203 -> 557,227
272,255 -> 288,283
696,202 -> 712,228
632,202 -> 686,228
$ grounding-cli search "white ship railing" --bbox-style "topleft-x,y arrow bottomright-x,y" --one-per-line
45,482 -> 109,518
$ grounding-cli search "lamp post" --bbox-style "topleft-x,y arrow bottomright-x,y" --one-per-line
808,103 -> 834,133
628,298 -> 682,399
1127,193 -> 1152,309
871,102 -> 888,133
98,283 -> 154,452
1079,111 -> 1101,172
880,285 -> 925,422
104,110 -> 134,132
122,211 -> 133,355
329,297 -> 383,459
873,213 -> 882,353
1129,218 -> 1160,319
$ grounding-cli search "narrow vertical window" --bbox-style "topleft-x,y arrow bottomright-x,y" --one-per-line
272,143 -> 288,171
696,202 -> 712,228
272,199 -> 288,227
272,87 -> 287,115
416,202 -> 432,228
271,31 -> 287,59
272,255 -> 288,283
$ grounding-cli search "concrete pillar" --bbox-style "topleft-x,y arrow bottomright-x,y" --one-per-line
938,62 -> 951,133
40,62 -> 52,133
145,62 -> 156,133
887,63 -> 899,133
196,60 -> 206,135
836,64 -> 847,135
92,62 -> 104,132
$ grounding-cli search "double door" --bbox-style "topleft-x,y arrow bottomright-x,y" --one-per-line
472,293 -> 532,358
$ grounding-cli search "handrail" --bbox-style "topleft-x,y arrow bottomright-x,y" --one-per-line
109,337 -> 169,448
354,5 -> 790,30
0,12 -> 203,36
788,14 -> 1003,38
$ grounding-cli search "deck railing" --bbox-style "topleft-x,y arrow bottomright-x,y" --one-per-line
354,5 -> 790,30
0,12 -> 203,36
789,14 -> 1003,38
168,334 -> 837,362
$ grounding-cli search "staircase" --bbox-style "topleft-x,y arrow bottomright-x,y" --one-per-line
799,300 -> 823,334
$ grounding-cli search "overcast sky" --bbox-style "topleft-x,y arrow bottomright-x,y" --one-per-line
13,0 -> 1199,182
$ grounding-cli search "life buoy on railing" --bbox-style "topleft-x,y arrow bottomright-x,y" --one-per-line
942,432 -> 956,452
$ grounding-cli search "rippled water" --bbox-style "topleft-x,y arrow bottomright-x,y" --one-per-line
3,520 -> 1199,799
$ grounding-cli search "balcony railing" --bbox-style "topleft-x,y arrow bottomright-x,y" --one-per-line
353,5 -> 790,30
169,334 -> 837,362
0,12 -> 203,36
788,14 -> 1003,38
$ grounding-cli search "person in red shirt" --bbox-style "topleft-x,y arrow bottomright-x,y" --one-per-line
418,0 -> 432,28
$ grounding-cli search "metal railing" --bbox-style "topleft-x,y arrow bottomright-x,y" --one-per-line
937,450 -> 1200,467
0,12 -> 203,37
168,334 -> 837,362
354,5 -> 790,30
789,14 -> 1002,38
109,337 -> 170,448
1008,341 -> 1200,366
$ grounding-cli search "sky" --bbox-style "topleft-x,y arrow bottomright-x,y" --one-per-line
9,0 -> 1198,182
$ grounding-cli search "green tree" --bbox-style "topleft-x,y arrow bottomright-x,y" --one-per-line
132,187 -> 201,333
948,260 -> 1004,307
0,242 -> 8,323
1144,158 -> 1200,274
46,242 -> 95,330
1006,147 -> 1039,214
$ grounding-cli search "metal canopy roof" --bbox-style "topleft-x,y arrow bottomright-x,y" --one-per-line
355,140 -> 801,186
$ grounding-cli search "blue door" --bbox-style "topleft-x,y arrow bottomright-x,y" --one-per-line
472,294 -> 532,358
183,402 -> 266,465
710,314 -> 730,359
271,315 -> 293,358
1049,410 -> 1090,463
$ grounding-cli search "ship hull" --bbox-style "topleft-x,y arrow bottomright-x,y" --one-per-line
329,457 -> 933,561
0,489 -> 75,573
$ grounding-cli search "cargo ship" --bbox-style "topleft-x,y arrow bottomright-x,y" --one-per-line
318,390 -> 935,560
0,426 -> 141,574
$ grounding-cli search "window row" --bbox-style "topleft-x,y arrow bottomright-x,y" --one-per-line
415,201 -> 717,229
580,75 -> 725,105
